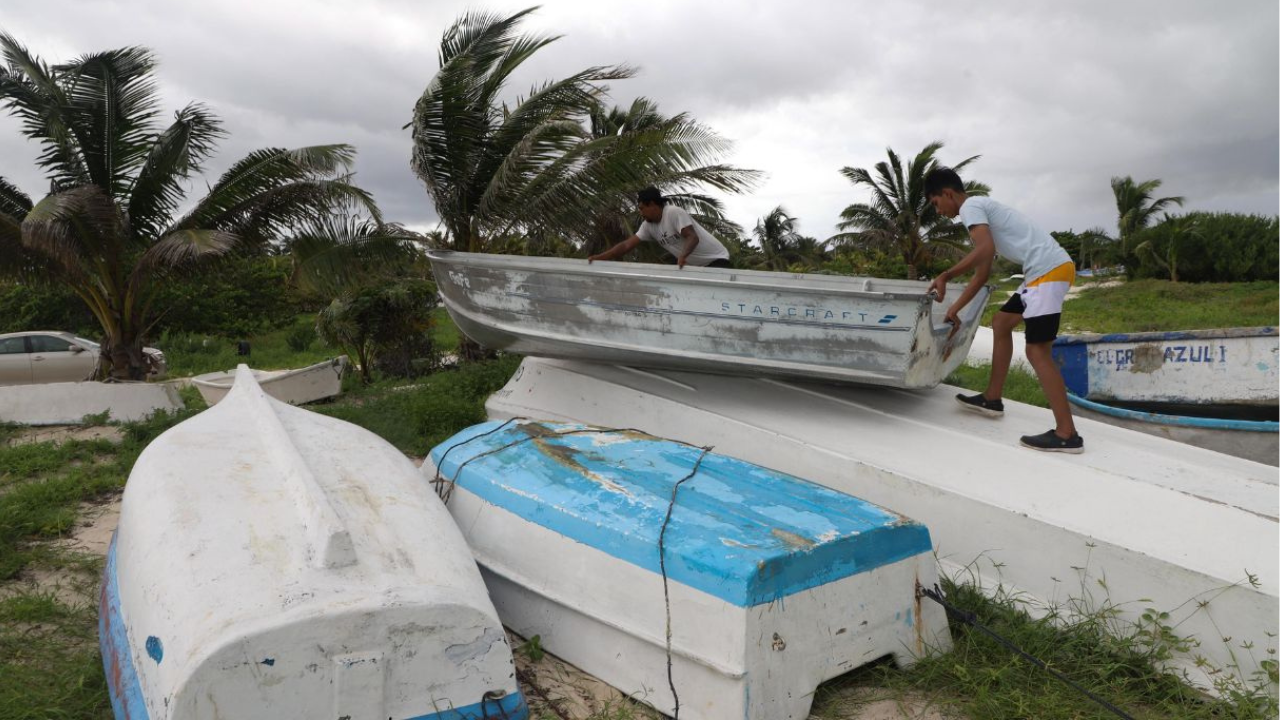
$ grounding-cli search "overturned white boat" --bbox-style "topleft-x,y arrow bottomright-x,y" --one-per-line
192,355 -> 347,406
427,420 -> 951,720
428,250 -> 990,388
101,366 -> 527,719
486,357 -> 1279,697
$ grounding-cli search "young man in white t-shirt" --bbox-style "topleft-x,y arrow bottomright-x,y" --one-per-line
924,167 -> 1083,454
588,187 -> 732,268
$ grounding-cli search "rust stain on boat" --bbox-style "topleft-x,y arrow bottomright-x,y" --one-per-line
771,528 -> 816,551
517,422 -> 632,496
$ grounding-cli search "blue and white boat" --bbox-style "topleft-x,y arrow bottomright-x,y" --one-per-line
101,367 -> 527,720
1053,327 -> 1278,464
425,419 -> 951,720
1052,327 -> 1278,408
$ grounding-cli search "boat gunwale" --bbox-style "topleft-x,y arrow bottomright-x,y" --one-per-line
1067,392 -> 1280,433
1054,327 -> 1278,346
427,250 -> 977,304
190,356 -> 345,391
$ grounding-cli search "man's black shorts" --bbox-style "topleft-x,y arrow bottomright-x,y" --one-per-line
999,292 -> 1061,344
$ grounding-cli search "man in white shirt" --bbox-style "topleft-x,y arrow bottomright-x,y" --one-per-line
588,187 -> 732,268
924,167 -> 1083,454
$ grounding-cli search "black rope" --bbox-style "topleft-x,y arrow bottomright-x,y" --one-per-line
431,417 -> 525,502
656,444 -> 713,720
917,584 -> 1135,720
479,688 -> 514,720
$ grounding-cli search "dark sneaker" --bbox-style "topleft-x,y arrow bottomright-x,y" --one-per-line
955,393 -> 1004,418
1020,429 -> 1084,454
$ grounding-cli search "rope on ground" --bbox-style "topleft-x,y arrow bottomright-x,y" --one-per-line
916,583 -> 1135,720
657,444 -> 713,720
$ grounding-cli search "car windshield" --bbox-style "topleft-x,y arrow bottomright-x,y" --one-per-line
74,337 -> 101,349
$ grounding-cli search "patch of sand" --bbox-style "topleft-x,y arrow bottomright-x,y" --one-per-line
6,425 -> 124,446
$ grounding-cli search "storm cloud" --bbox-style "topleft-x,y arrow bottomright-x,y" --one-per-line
0,0 -> 1275,240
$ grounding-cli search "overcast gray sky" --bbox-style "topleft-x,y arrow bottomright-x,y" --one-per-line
1,0 -> 1276,242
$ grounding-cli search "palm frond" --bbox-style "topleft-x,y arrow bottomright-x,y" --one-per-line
173,145 -> 369,234
0,33 -> 91,187
56,46 -> 160,197
0,175 -> 33,219
289,217 -> 426,296
129,103 -> 224,242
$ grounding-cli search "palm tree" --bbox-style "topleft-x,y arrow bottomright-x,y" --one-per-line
1111,176 -> 1184,253
581,98 -> 757,256
833,142 -> 988,280
409,9 -> 757,254
0,35 -> 377,379
752,206 -> 827,271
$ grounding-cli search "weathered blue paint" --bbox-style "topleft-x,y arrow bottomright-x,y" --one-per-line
1053,326 -> 1276,346
1067,394 -> 1280,433
100,535 -> 152,720
145,635 -> 163,664
260,657 -> 275,666
1054,342 -> 1090,398
431,421 -> 933,607
405,691 -> 529,720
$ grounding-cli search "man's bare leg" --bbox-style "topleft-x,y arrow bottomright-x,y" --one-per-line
1025,341 -> 1078,438
985,310 -> 1020,401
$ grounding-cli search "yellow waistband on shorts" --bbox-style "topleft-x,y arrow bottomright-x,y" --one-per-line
1027,262 -> 1076,287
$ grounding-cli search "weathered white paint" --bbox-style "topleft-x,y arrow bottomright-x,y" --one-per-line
428,250 -> 989,388
0,381 -> 180,425
1053,328 -> 1279,406
101,365 -> 526,719
191,356 -> 346,406
487,357 -> 1279,696
425,423 -> 951,720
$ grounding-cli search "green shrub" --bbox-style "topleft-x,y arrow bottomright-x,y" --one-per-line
1130,212 -> 1278,283
285,323 -> 315,352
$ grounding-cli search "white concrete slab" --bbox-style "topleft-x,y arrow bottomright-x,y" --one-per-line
487,357 -> 1279,695
0,381 -> 181,425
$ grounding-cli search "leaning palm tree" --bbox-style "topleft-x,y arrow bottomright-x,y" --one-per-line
581,97 -> 758,256
1111,176 -> 1184,253
410,8 -> 757,254
833,142 -> 988,280
0,35 -> 377,379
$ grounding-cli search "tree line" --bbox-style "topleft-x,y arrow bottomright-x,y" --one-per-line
1,9 -> 1275,380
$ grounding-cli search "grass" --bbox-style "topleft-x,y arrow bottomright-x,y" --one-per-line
811,573 -> 1277,720
1060,279 -> 1278,334
976,278 -> 1278,335
162,309 -> 463,378
945,363 -> 1048,408
161,316 -> 340,377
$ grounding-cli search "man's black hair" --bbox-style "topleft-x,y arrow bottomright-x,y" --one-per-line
923,167 -> 965,197
637,186 -> 667,206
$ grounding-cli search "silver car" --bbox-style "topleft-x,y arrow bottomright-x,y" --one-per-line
0,331 -> 167,385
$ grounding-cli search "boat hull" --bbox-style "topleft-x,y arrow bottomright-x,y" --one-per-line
427,421 -> 951,720
1067,393 -> 1279,466
101,366 -> 525,719
485,357 -> 1279,697
428,251 -> 988,388
1053,327 -> 1279,406
192,356 -> 347,406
